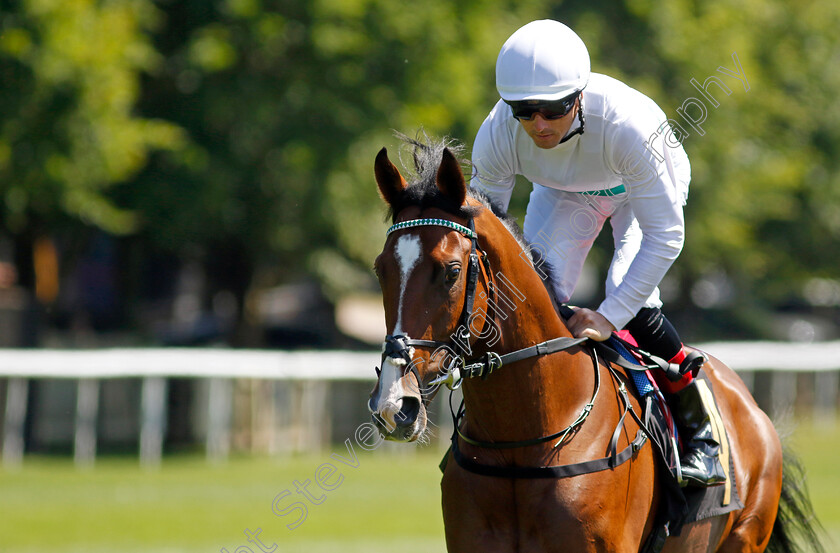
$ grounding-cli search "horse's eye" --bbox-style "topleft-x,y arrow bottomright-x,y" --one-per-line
445,264 -> 461,285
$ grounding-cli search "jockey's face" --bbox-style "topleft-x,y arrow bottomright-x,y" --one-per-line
518,98 -> 579,149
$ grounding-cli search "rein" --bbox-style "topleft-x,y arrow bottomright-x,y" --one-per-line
378,215 -> 651,479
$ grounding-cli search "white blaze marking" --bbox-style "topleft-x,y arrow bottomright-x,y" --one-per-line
393,234 -> 421,336
372,234 -> 422,424
375,357 -> 406,428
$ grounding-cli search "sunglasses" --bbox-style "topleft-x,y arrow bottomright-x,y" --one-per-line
505,92 -> 580,121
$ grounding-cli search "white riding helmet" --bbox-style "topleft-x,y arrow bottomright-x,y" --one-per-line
496,20 -> 590,102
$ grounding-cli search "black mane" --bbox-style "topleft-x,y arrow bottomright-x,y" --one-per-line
389,132 -> 563,309
386,132 -> 481,222
390,132 -> 527,248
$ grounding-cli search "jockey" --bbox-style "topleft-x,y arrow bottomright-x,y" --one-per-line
471,19 -> 726,487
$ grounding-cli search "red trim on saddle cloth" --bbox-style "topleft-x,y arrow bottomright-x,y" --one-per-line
655,371 -> 694,394
659,348 -> 694,394
618,329 -> 695,394
669,348 -> 687,366
615,329 -> 681,453
615,330 -> 638,346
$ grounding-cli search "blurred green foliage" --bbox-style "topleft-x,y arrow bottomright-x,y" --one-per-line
0,0 -> 183,235
1,0 -> 839,327
124,0 -> 549,296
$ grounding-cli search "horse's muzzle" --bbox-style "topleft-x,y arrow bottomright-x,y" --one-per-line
370,395 -> 423,439
368,360 -> 427,442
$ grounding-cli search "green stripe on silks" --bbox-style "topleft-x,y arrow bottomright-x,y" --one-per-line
579,184 -> 626,197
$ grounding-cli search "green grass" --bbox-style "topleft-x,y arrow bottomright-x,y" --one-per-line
786,419 -> 840,551
1,420 -> 837,552
0,448 -> 448,553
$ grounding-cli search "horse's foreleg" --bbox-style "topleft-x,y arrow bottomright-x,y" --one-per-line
441,458 -> 521,552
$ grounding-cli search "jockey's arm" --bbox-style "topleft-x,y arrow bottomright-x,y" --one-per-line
596,123 -> 687,332
471,102 -> 517,210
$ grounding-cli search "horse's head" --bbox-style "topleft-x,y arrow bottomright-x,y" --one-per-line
368,142 -> 485,442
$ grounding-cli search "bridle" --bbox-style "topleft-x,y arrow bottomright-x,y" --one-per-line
375,213 -> 653,479
376,214 -> 588,399
377,216 -> 491,398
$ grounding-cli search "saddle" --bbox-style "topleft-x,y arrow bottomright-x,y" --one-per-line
600,334 -> 744,550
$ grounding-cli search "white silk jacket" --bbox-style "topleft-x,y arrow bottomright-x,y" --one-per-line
472,73 -> 691,329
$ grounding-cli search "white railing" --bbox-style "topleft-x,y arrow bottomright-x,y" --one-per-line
1,343 -> 838,467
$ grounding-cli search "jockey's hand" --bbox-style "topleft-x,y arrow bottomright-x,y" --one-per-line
567,307 -> 616,341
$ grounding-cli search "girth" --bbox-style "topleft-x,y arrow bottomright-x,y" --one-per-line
450,429 -> 648,479
445,348 -> 652,479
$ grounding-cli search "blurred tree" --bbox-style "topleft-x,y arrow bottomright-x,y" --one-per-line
2,0 -> 839,343
555,0 -> 840,318
0,0 -> 183,236
0,0 -> 183,307
130,0 -> 553,302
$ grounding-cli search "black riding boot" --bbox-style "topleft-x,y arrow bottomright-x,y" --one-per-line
672,380 -> 727,487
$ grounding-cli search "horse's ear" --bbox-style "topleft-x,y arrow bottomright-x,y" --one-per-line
436,148 -> 466,207
375,147 -> 407,206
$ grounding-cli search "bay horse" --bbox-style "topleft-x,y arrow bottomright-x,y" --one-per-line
367,136 -> 822,553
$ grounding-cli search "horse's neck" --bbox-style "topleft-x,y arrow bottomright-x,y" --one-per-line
479,215 -> 571,355
460,216 -> 594,442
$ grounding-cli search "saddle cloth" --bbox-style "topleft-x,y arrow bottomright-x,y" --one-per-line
607,335 -> 744,538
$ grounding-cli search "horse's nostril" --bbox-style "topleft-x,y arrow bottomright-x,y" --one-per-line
398,396 -> 421,425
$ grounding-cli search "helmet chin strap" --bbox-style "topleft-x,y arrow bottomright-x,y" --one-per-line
558,97 -> 585,145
